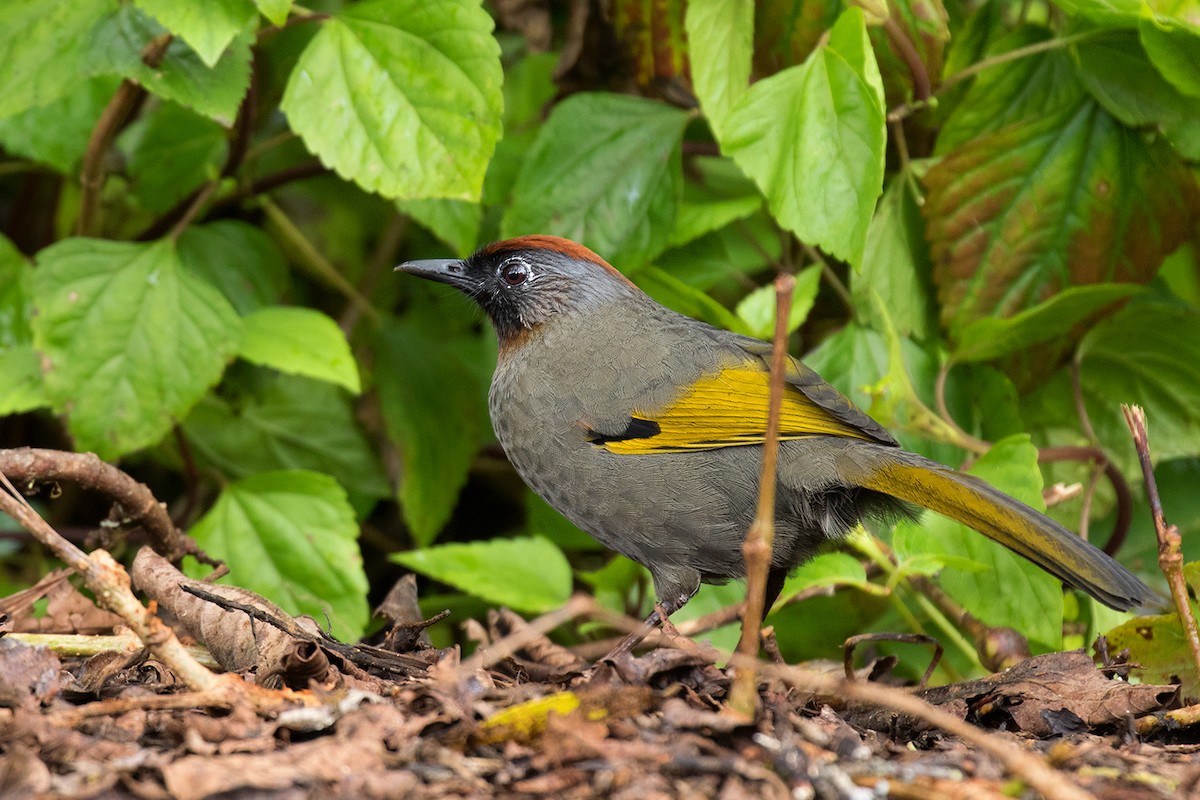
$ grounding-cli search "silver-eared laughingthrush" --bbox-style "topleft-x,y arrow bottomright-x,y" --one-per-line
396,235 -> 1151,621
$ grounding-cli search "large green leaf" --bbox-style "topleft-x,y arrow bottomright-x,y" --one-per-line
133,0 -> 256,67
892,436 -> 1065,651
502,93 -> 689,269
0,0 -> 117,117
668,157 -> 763,250
189,470 -> 369,642
376,321 -> 488,546
176,221 -> 289,315
721,7 -> 886,268
854,170 -> 934,340
685,0 -> 753,138
1140,20 -> 1200,99
924,100 -> 1199,339
238,307 -> 360,394
31,238 -> 241,459
1075,30 -> 1200,159
181,373 -> 389,506
1076,300 -> 1200,463
936,27 -> 1086,154
281,0 -> 502,201
0,76 -> 120,173
392,536 -> 572,613
0,239 -> 45,416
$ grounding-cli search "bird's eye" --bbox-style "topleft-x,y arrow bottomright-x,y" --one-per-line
500,258 -> 530,286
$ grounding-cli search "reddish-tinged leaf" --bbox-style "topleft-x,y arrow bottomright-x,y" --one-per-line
924,99 -> 1200,339
612,0 -> 689,92
753,0 -> 839,74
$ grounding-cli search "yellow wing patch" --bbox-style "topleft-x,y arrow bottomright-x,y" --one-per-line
599,367 -> 877,454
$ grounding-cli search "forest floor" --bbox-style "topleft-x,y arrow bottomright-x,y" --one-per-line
2,562 -> 1198,800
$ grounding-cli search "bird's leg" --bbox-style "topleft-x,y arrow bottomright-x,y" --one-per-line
598,589 -> 692,663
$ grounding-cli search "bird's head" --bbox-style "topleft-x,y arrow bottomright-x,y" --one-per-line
396,235 -> 641,348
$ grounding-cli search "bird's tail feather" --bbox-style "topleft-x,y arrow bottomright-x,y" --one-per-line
850,452 -> 1152,611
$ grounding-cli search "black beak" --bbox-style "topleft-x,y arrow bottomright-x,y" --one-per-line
395,258 -> 474,291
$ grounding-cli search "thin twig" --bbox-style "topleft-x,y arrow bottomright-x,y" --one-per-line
768,663 -> 1099,800
1122,405 -> 1200,679
887,30 -> 1101,122
77,34 -> 173,236
933,361 -> 992,456
458,595 -> 592,675
0,472 -> 220,693
0,447 -> 213,564
261,198 -> 381,324
1038,446 -> 1132,557
801,243 -> 854,317
728,273 -> 795,718
882,16 -> 931,103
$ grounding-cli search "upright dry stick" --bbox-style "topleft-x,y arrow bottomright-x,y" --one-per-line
1122,404 -> 1200,680
728,272 -> 795,718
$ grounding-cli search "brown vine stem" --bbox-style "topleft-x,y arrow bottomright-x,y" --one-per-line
728,272 -> 795,719
0,447 -> 214,564
77,34 -> 173,236
1122,405 -> 1200,679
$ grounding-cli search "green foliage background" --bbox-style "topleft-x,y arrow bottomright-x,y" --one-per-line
1,0 -> 1198,679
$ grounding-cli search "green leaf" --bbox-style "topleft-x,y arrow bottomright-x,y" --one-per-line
481,52 -> 558,207
176,221 -> 289,314
1141,20 -> 1200,98
135,31 -> 253,126
0,76 -> 121,173
1075,30 -> 1200,159
0,0 -> 118,117
238,307 -> 360,394
1076,300 -> 1200,462
281,0 -> 502,201
503,93 -> 689,268
776,552 -> 872,607
376,321 -> 487,546
735,264 -> 822,340
181,373 -> 390,505
122,102 -> 227,214
936,27 -> 1085,154
721,7 -> 886,268
668,157 -> 763,250
133,0 -> 256,67
392,536 -> 572,613
892,436 -> 1065,651
31,238 -> 242,459
1106,608 -> 1200,698
656,213 -> 782,291
0,348 -> 47,417
0,246 -> 46,414
854,170 -> 933,340
398,198 -> 481,258
924,100 -> 1199,339
255,0 -> 292,26
685,0 -> 753,138
0,237 -> 33,348
952,283 -> 1144,363
635,266 -> 749,334
189,470 -> 369,642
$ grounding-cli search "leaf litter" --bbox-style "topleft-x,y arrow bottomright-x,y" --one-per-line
2,554 -> 1198,800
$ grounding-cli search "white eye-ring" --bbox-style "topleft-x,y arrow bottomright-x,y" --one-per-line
500,257 -> 531,287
